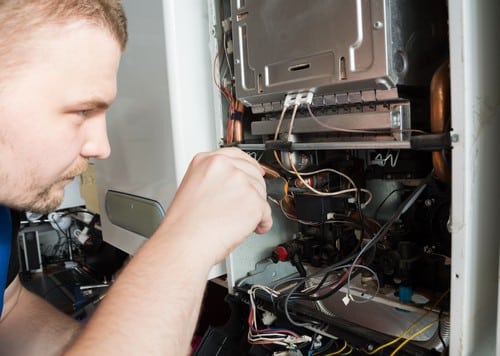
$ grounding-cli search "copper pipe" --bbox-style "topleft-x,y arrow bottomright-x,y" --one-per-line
430,60 -> 451,183
261,164 -> 281,178
226,117 -> 234,144
233,120 -> 243,142
233,101 -> 244,143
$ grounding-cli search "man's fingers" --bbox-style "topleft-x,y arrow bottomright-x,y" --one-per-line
255,200 -> 273,235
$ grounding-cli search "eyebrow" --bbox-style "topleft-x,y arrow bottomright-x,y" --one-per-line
64,98 -> 113,112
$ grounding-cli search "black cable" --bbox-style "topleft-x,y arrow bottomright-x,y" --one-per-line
52,218 -> 71,239
52,217 -> 84,260
279,253 -> 363,327
354,185 -> 382,266
51,231 -> 65,257
61,209 -> 96,218
301,238 -> 362,297
295,240 -> 362,298
87,213 -> 99,227
280,175 -> 432,327
270,218 -> 367,304
373,188 -> 408,220
306,203 -> 377,297
306,269 -> 361,302
351,175 -> 431,265
293,190 -> 374,301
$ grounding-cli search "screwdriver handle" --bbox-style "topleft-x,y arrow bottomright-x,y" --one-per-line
264,177 -> 288,201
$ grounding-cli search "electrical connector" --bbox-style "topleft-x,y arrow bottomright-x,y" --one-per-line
284,335 -> 312,344
342,293 -> 351,306
48,212 -> 72,231
284,91 -> 314,108
261,311 -> 277,326
226,39 -> 233,55
221,18 -> 231,33
75,227 -> 90,244
311,335 -> 323,351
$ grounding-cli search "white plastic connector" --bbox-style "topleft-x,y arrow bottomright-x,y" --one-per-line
342,293 -> 351,306
48,212 -> 72,231
221,18 -> 232,33
284,335 -> 312,344
75,227 -> 90,244
311,335 -> 323,350
284,91 -> 314,109
226,39 -> 233,55
261,311 -> 277,326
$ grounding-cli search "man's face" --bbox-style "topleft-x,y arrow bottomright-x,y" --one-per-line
0,22 -> 121,213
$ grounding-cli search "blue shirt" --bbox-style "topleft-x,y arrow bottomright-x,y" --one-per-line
0,206 -> 12,316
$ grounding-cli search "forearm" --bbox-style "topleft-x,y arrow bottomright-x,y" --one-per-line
66,148 -> 273,354
65,227 -> 211,355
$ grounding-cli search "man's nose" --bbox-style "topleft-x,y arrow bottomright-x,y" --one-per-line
80,115 -> 111,159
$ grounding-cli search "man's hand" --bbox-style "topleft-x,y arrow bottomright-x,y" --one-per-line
158,147 -> 273,266
66,148 -> 272,355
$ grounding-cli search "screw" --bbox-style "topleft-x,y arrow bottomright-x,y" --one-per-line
374,21 -> 384,30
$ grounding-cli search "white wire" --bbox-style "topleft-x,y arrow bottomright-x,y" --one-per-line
274,105 -> 289,140
373,150 -> 401,168
390,150 -> 401,167
287,104 -> 299,138
296,167 -> 357,189
247,285 -> 304,346
271,103 -> 373,207
222,32 -> 233,81
306,104 -> 382,134
275,105 -> 371,205
287,153 -> 373,207
345,264 -> 380,304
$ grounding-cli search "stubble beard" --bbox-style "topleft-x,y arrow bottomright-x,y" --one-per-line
19,159 -> 89,214
27,185 -> 67,214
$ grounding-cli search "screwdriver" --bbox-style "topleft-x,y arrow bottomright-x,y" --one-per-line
264,177 -> 288,201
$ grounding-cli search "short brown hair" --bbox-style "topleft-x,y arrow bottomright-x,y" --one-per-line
0,0 -> 128,54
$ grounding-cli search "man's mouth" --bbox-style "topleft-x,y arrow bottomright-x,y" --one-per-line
60,175 -> 77,184
61,169 -> 86,183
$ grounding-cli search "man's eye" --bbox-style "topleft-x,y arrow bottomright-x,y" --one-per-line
79,110 -> 91,117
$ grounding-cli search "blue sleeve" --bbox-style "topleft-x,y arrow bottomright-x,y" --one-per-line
0,206 -> 12,316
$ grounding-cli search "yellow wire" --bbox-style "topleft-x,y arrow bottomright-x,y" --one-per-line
364,289 -> 449,354
323,340 -> 348,355
340,345 -> 353,355
364,328 -> 409,355
389,320 -> 438,356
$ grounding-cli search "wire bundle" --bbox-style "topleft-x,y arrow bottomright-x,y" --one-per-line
247,285 -> 311,347
272,102 -> 373,210
247,177 -> 432,353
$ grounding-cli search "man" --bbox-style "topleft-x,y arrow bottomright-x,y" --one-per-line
0,1 -> 273,355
